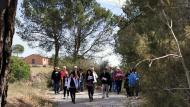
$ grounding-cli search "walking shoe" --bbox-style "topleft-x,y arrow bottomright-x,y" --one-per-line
102,96 -> 105,99
106,95 -> 109,98
73,100 -> 76,104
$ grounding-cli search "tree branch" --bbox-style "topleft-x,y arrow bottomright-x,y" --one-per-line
135,54 -> 182,67
161,8 -> 190,88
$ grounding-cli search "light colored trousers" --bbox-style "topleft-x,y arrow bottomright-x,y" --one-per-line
102,84 -> 109,98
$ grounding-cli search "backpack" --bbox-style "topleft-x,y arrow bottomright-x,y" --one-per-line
128,72 -> 136,87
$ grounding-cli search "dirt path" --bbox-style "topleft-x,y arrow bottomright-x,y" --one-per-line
46,91 -> 142,107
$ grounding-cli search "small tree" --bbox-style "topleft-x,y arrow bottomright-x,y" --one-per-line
12,44 -> 24,56
9,57 -> 30,82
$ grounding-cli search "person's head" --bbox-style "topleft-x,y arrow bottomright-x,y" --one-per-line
63,66 -> 66,70
87,69 -> 93,75
57,67 -> 61,72
53,67 -> 56,71
132,67 -> 136,72
74,66 -> 78,70
104,68 -> 108,72
90,66 -> 95,71
129,68 -> 133,73
116,66 -> 120,71
54,67 -> 59,71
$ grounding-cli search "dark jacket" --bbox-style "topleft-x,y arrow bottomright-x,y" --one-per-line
51,70 -> 61,82
86,74 -> 94,86
124,72 -> 130,88
100,71 -> 111,84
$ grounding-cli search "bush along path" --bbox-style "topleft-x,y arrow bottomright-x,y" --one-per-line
46,90 -> 143,107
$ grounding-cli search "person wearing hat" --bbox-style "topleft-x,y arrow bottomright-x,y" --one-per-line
51,67 -> 61,94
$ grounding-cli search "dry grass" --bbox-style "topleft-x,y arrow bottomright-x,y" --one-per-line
7,82 -> 53,107
6,67 -> 53,107
7,66 -> 54,107
30,66 -> 53,75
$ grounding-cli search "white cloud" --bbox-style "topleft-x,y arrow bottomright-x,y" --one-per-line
97,0 -> 126,7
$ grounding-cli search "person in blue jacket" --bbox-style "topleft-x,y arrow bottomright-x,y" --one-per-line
128,68 -> 139,97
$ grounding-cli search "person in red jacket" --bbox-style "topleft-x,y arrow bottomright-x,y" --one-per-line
114,67 -> 124,94
60,66 -> 68,91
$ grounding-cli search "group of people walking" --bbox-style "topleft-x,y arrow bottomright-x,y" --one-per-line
51,65 -> 140,104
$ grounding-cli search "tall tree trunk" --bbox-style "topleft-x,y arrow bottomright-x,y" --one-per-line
54,43 -> 60,67
73,27 -> 82,62
73,35 -> 78,61
0,0 -> 18,106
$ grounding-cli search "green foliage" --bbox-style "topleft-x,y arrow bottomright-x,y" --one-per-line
18,0 -> 117,65
61,0 -> 116,60
18,0 -> 66,66
115,0 -> 190,106
9,57 -> 30,82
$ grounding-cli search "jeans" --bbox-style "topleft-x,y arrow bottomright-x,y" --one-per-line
80,82 -> 84,92
102,84 -> 109,98
135,81 -> 139,96
53,81 -> 60,94
112,81 -> 116,92
63,86 -> 69,98
116,80 -> 122,94
60,79 -> 64,91
87,86 -> 94,101
69,88 -> 76,103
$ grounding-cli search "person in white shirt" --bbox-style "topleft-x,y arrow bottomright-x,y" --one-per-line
91,67 -> 98,89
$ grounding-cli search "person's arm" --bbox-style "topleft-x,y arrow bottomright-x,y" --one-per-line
51,71 -> 54,80
85,74 -> 88,82
59,72 -> 62,81
99,73 -> 102,80
107,73 -> 111,84
67,78 -> 70,89
95,72 -> 98,79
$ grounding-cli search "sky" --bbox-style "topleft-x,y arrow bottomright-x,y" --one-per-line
13,0 -> 126,66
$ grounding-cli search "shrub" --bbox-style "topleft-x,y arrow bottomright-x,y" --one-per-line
9,56 -> 30,82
